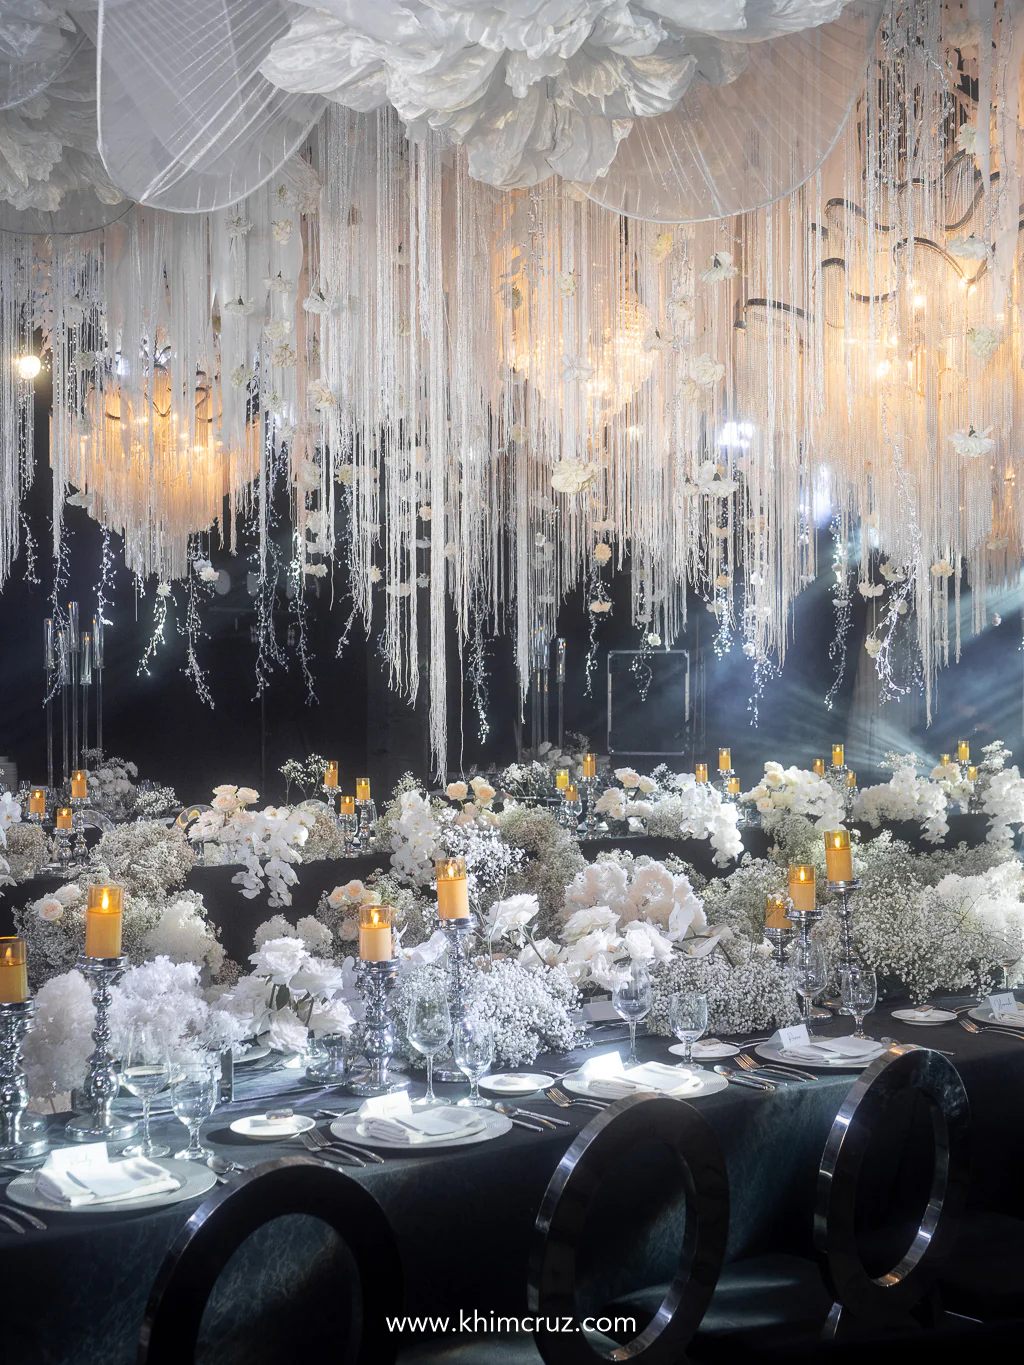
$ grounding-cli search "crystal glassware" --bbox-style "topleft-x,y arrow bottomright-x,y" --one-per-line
407,984 -> 452,1108
453,1017 -> 494,1107
612,963 -> 653,1065
171,1059 -> 218,1161
840,964 -> 877,1039
668,991 -> 708,1068
789,939 -> 829,1038
120,1023 -> 171,1158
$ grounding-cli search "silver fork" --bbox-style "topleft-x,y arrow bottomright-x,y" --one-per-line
308,1126 -> 387,1165
493,1102 -> 569,1129
543,1086 -> 608,1112
735,1054 -> 813,1083
299,1129 -> 366,1167
0,1203 -> 45,1231
961,1017 -> 1024,1040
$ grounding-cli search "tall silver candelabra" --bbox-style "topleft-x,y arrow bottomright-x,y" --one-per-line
65,955 -> 139,1142
0,1000 -> 49,1160
827,877 -> 862,980
788,904 -> 831,1021
581,776 -> 599,839
433,915 -> 473,1082
346,959 -> 408,1097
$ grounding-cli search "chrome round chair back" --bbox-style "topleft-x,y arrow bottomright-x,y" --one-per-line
528,1094 -> 729,1365
138,1157 -> 401,1365
815,1045 -> 970,1329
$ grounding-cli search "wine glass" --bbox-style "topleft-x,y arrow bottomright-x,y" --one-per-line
121,1023 -> 171,1158
612,963 -> 653,1066
171,1058 -> 219,1161
840,965 -> 877,1039
669,991 -> 708,1068
453,1017 -> 494,1108
407,984 -> 452,1108
789,940 -> 829,1038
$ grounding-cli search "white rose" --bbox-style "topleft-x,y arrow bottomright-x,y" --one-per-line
249,936 -> 309,985
615,768 -> 641,789
236,787 -> 259,805
446,781 -> 469,801
638,776 -> 657,794
339,917 -> 358,941
561,906 -> 620,942
267,1006 -> 307,1054
212,784 -> 238,797
37,897 -> 64,922
470,779 -> 496,805
53,883 -> 82,906
212,793 -> 240,812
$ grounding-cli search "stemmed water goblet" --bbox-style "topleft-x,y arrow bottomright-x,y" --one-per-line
407,984 -> 452,1108
789,939 -> 829,1038
453,1017 -> 494,1108
121,1023 -> 171,1159
840,965 -> 877,1039
669,991 -> 708,1068
171,1057 -> 219,1161
612,963 -> 653,1066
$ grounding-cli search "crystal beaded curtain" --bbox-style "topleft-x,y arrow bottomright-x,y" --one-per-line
4,1 -> 1024,777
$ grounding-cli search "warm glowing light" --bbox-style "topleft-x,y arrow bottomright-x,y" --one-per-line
17,354 -> 41,380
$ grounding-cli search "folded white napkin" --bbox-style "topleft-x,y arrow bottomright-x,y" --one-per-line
588,1062 -> 703,1099
905,1007 -> 948,1022
783,1036 -> 884,1062
994,1008 -> 1024,1024
35,1151 -> 180,1206
360,1108 -> 486,1145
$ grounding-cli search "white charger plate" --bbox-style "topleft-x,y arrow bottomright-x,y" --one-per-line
6,1159 -> 215,1215
561,1069 -> 728,1100
890,1008 -> 956,1026
229,1114 -> 315,1141
969,1002 -> 1024,1027
755,1041 -> 884,1071
479,1073 -> 553,1096
330,1107 -> 512,1152
670,1041 -> 740,1060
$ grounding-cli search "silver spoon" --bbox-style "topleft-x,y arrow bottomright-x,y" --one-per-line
207,1156 -> 246,1178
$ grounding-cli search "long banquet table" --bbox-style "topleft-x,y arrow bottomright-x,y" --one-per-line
3,996 -> 1023,1365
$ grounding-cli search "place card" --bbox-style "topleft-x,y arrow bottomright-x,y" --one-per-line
779,1023 -> 811,1050
578,1052 -> 625,1081
358,1091 -> 414,1120
987,991 -> 1020,1018
47,1141 -> 109,1176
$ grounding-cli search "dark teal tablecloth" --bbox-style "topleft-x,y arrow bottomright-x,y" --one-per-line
3,996 -> 1021,1365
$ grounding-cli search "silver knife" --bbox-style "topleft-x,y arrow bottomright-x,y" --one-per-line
0,1203 -> 45,1230
713,1066 -> 773,1091
511,1106 -> 570,1127
0,1211 -> 25,1235
507,1114 -> 546,1131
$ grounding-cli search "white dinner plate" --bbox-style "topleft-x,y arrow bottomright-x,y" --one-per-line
330,1108 -> 512,1152
561,1069 -> 729,1100
755,1041 -> 885,1071
236,1044 -> 272,1065
6,1159 -> 216,1215
479,1073 -> 554,1096
229,1114 -> 315,1141
670,1041 -> 740,1060
890,1008 -> 957,1026
968,1002 -> 1024,1027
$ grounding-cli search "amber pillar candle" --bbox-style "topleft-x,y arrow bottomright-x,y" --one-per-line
29,788 -> 45,816
813,758 -> 825,776
358,904 -> 393,960
824,830 -> 854,883
831,744 -> 845,768
846,770 -> 857,788
718,747 -> 732,772
436,856 -> 470,919
967,766 -> 978,782
765,895 -> 793,930
566,783 -> 579,803
0,937 -> 28,1003
324,761 -> 338,788
339,794 -> 355,817
582,753 -> 596,779
85,885 -> 124,958
788,865 -> 816,913
727,777 -> 740,796
957,740 -> 970,763
55,807 -> 72,830
71,769 -> 87,799
356,778 -> 371,802
695,763 -> 708,784
555,768 -> 569,791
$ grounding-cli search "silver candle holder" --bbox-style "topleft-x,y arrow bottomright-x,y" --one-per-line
433,914 -> 474,1082
788,903 -> 831,1021
65,955 -> 139,1142
345,959 -> 407,1097
827,877 -> 862,979
355,799 -> 377,851
580,775 -> 599,840
0,1000 -> 49,1161
764,894 -> 797,969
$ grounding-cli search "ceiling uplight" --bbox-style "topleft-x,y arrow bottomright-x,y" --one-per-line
17,354 -> 41,380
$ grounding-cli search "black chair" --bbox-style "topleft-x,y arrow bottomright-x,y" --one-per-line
692,1044 -> 971,1361
138,1157 -> 401,1365
402,1093 -> 730,1365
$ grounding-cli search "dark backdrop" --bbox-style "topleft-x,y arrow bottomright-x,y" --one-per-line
1,385 -> 1021,798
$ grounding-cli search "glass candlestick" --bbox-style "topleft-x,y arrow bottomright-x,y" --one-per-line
65,954 -> 139,1142
432,913 -> 475,1082
346,959 -> 407,1097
